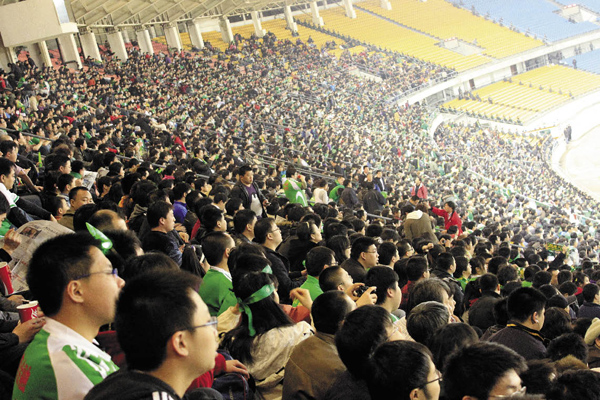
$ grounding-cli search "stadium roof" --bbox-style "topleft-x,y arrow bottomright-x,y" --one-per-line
1,0 -> 310,30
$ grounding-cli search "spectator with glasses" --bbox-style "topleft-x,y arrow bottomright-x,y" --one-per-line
367,341 -> 441,400
14,233 -> 124,400
340,236 -> 379,283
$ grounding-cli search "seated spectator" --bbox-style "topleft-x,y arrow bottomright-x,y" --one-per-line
87,209 -> 128,232
545,332 -> 588,363
221,271 -> 312,399
292,246 -> 335,307
14,233 -> 124,399
172,182 -> 191,224
340,236 -> 379,283
468,273 -> 502,332
198,232 -> 237,316
377,241 -> 400,268
578,283 -> 600,319
442,342 -> 527,400
429,323 -> 478,371
546,369 -> 600,400
431,252 -> 464,317
59,186 -> 93,230
401,255 -> 430,311
283,291 -> 354,400
584,317 -> 600,368
142,201 -> 182,266
365,266 -> 402,322
407,301 -> 450,348
287,221 -> 321,274
0,158 -> 53,230
84,269 -> 221,400
232,209 -> 257,246
323,306 -> 402,400
490,287 -> 547,360
366,341 -> 440,400
255,217 -> 303,304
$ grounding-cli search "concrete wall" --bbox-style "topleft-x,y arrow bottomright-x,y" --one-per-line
0,0 -> 77,47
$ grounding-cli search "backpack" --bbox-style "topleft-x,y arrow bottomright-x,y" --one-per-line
212,352 -> 255,400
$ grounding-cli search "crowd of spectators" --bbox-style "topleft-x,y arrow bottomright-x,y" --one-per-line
0,28 -> 599,400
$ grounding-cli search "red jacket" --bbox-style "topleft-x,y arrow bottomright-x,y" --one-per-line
410,184 -> 428,199
432,207 -> 463,235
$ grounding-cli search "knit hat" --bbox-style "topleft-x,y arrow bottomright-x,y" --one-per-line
584,317 -> 600,345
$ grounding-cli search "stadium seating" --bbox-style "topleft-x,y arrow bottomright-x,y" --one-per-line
457,0 -> 599,42
358,0 -> 543,59
442,65 -> 600,122
295,6 -> 490,71
562,49 -> 600,75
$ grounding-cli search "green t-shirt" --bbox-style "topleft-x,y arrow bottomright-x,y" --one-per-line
198,268 -> 238,316
292,275 -> 323,307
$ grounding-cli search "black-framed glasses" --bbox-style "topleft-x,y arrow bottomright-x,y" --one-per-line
185,316 -> 218,332
73,268 -> 118,280
419,370 -> 442,389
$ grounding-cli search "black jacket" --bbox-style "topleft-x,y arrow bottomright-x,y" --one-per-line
230,181 -> 266,218
84,370 -> 181,400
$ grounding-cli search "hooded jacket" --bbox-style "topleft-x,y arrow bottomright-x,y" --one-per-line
403,210 -> 438,244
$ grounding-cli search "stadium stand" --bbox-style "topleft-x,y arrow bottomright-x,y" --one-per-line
562,49 -> 600,74
442,64 -> 600,122
358,0 -> 543,59
457,0 -> 599,42
4,2 -> 600,399
295,6 -> 490,71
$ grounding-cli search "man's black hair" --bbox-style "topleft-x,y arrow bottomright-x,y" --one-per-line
311,291 -> 353,335
233,209 -> 256,235
147,201 -> 172,228
116,269 -> 200,371
305,246 -> 334,277
366,341 -> 433,400
582,283 -> 600,303
350,236 -> 377,260
335,306 -> 392,378
319,266 -> 345,292
365,266 -> 399,306
406,301 -> 449,347
378,242 -> 398,266
27,233 -> 101,316
442,342 -> 527,400
202,232 -> 234,266
507,287 -> 547,323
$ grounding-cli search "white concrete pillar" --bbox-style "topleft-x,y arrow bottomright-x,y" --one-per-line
164,24 -> 182,51
121,29 -> 131,44
284,6 -> 298,33
80,31 -> 102,61
310,2 -> 324,27
149,26 -> 157,39
251,11 -> 266,38
107,30 -> 128,61
188,21 -> 205,49
380,0 -> 392,10
219,18 -> 234,43
36,41 -> 53,68
57,34 -> 82,69
136,29 -> 154,54
0,35 -> 17,71
343,0 -> 356,19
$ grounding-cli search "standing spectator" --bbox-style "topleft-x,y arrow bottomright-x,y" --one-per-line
283,166 -> 308,207
230,165 -> 268,218
431,201 -> 462,235
410,176 -> 428,199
